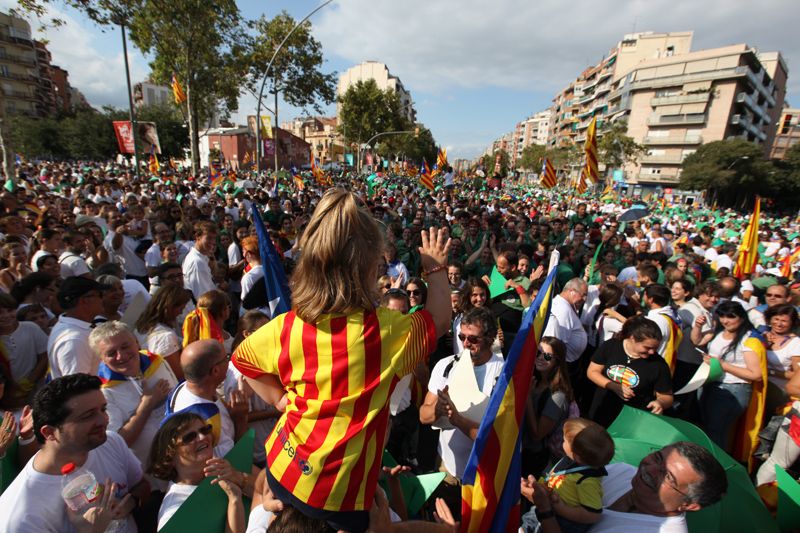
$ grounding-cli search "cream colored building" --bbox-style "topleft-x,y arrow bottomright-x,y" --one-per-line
337,61 -> 416,123
608,44 -> 788,186
770,108 -> 799,160
282,116 -> 343,164
512,109 -> 552,168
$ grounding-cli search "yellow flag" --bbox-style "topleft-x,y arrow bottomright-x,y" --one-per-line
261,116 -> 272,139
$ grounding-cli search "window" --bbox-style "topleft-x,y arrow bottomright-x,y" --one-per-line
146,88 -> 155,103
666,46 -> 675,57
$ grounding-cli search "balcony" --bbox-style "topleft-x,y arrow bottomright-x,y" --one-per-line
730,114 -> 767,142
640,153 -> 685,164
636,172 -> 680,184
646,114 -> 706,126
0,32 -> 34,48
736,92 -> 770,123
650,93 -> 710,106
744,68 -> 776,107
3,89 -> 36,101
0,71 -> 37,84
0,50 -> 36,66
643,134 -> 703,145
610,66 -> 748,100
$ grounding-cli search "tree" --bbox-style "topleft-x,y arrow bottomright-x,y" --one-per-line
243,12 -> 336,115
517,144 -> 547,171
598,120 -> 645,170
679,139 -> 773,208
377,124 -> 437,166
337,79 -> 408,148
136,103 -> 190,159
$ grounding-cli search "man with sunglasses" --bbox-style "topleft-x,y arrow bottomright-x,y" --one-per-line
421,307 -> 504,484
525,441 -> 727,533
0,374 -> 149,533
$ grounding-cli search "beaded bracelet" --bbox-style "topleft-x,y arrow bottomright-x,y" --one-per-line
423,264 -> 447,277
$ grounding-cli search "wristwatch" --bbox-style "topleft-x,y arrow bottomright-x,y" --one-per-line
535,508 -> 556,521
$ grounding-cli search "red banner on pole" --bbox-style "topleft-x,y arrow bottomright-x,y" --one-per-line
113,121 -> 135,154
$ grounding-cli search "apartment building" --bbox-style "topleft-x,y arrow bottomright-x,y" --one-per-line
608,44 -> 787,186
510,109 -> 552,168
0,12 -> 42,117
549,31 -> 693,149
337,61 -> 416,123
770,108 -> 800,160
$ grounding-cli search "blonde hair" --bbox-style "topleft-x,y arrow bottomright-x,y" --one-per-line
291,189 -> 384,322
563,418 -> 615,468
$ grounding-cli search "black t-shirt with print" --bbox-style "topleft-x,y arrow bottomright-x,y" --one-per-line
588,338 -> 673,427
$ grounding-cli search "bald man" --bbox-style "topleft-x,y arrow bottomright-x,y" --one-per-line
168,340 -> 248,456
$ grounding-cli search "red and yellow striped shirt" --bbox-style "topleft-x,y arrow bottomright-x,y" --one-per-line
231,308 -> 436,511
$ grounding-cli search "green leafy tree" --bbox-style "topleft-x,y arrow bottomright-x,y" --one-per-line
243,12 -> 335,116
338,79 -> 409,161
517,144 -> 547,171
598,120 -> 646,170
136,103 -> 190,159
679,139 -> 773,208
549,144 -> 581,171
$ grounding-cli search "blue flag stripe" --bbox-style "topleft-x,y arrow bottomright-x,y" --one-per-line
250,203 -> 292,317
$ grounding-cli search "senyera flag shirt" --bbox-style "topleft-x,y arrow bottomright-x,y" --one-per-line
232,307 -> 436,511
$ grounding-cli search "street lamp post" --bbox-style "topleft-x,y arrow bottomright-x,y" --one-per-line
255,0 -> 334,174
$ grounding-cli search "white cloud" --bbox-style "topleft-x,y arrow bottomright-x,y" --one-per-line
315,0 -> 798,96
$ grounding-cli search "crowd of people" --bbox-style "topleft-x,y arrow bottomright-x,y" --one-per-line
0,159 -> 797,532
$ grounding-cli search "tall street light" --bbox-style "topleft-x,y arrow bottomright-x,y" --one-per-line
255,0 -> 334,174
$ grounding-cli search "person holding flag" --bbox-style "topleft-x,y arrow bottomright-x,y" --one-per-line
231,189 -> 452,532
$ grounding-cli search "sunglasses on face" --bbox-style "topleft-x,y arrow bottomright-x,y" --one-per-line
408,289 -> 422,296
382,284 -> 392,289
458,333 -> 485,344
179,424 -> 213,445
537,350 -> 554,362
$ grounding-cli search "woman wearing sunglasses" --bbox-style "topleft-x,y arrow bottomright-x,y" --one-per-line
405,276 -> 428,313
149,412 -> 248,532
522,337 -> 576,477
587,315 -> 673,428
691,300 -> 767,453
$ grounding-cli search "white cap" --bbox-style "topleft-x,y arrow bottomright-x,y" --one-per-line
741,280 -> 754,292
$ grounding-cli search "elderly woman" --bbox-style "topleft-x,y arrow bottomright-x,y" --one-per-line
149,412 -> 247,532
232,189 -> 450,532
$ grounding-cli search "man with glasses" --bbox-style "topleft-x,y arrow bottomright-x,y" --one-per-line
525,441 -> 727,533
0,373 -> 149,533
89,321 -> 176,466
420,307 -> 504,483
170,339 -> 248,457
544,278 -> 589,383
47,277 -> 108,379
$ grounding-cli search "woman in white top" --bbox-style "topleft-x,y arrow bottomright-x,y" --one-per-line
763,304 -> 800,412
692,300 -> 764,452
136,284 -> 193,381
149,412 -> 246,532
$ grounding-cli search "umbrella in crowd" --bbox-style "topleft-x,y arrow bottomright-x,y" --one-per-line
618,206 -> 651,222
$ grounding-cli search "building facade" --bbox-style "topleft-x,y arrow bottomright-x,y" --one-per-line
609,44 -> 788,186
511,109 -> 552,169
281,116 -> 343,164
770,108 -> 800,160
337,61 -> 416,123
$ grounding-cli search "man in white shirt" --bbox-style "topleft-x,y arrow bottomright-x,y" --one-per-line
0,374 -> 149,533
168,339 -> 248,457
544,278 -> 588,371
90,321 -> 177,465
58,231 -> 92,279
524,441 -> 727,533
182,220 -> 218,300
420,308 -> 504,480
47,277 -> 107,379
103,212 -> 149,287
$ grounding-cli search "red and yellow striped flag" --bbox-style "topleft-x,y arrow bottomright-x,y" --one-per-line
540,158 -> 557,189
461,254 -> 558,532
148,145 -> 160,174
733,196 -> 760,279
576,168 -> 588,195
293,173 -> 305,191
420,159 -> 434,191
171,73 -> 187,104
583,116 -> 599,184
781,246 -> 800,278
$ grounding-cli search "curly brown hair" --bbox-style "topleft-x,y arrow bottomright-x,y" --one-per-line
147,412 -> 203,481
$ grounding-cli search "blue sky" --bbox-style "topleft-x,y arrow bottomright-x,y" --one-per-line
4,0 -> 799,160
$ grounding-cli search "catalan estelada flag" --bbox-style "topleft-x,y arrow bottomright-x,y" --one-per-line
461,253 -> 558,532
310,153 -> 330,186
540,158 -> 557,189
171,73 -> 187,104
420,159 -> 434,191
148,145 -> 160,174
733,196 -> 760,279
576,168 -> 588,195
654,309 -> 683,374
251,203 -> 292,317
582,116 -> 599,184
182,307 -> 225,347
437,146 -> 448,170
98,351 -> 163,387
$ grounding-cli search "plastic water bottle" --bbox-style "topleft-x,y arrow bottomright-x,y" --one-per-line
61,462 -> 100,512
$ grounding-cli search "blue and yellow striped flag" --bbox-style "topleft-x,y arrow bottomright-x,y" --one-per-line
461,253 -> 558,532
